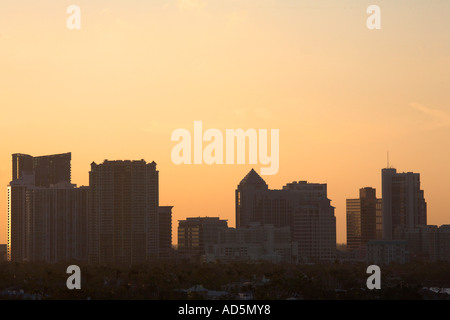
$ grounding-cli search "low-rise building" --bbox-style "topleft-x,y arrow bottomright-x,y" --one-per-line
366,240 -> 409,265
205,223 -> 297,263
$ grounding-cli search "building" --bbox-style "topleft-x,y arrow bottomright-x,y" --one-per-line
438,225 -> 450,261
236,169 -> 336,262
12,152 -> 71,187
178,217 -> 228,258
366,240 -> 409,265
7,153 -> 88,263
381,168 -> 427,240
346,187 -> 382,252
88,159 -> 159,265
158,206 -> 173,259
0,245 -> 6,262
205,223 -> 297,263
394,225 -> 438,261
393,224 -> 450,262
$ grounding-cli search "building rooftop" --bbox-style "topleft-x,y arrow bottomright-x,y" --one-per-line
239,169 -> 267,186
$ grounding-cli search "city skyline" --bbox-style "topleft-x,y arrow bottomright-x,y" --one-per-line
1,0 -> 450,245
5,150 -> 448,250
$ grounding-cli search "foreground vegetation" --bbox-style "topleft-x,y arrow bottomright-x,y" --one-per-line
0,260 -> 449,300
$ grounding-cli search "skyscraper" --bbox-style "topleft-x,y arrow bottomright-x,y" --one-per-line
12,152 -> 71,187
158,206 -> 173,259
8,153 -> 87,263
236,169 -> 336,262
12,153 -> 33,181
346,187 -> 382,251
88,159 -> 159,265
382,168 -> 427,240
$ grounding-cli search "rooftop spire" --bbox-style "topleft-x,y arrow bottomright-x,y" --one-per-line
239,168 -> 267,186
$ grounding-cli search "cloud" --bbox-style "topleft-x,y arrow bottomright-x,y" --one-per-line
410,102 -> 450,129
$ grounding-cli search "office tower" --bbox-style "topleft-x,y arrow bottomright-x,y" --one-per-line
12,152 -> 71,187
236,169 -> 270,228
178,217 -> 228,257
8,153 -> 87,263
382,168 -> 427,240
346,187 -> 382,251
158,206 -> 173,259
88,160 -> 159,265
236,169 -> 336,262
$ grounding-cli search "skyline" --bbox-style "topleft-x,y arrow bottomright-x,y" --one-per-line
1,0 -> 450,244
4,150 -> 446,248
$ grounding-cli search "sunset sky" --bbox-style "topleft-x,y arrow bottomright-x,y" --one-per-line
1,0 -> 449,244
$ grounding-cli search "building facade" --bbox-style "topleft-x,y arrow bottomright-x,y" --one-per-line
178,217 -> 228,258
346,187 -> 382,251
7,153 -> 87,263
236,169 -> 336,262
382,168 -> 427,240
12,152 -> 71,187
438,225 -> 450,262
158,206 -> 173,259
88,160 -> 159,265
366,240 -> 409,265
206,223 -> 297,263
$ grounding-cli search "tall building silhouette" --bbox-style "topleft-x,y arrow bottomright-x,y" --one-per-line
158,206 -> 173,259
12,152 -> 71,187
236,169 -> 336,262
7,153 -> 87,262
346,187 -> 382,251
382,168 -> 427,240
12,153 -> 33,181
88,160 -> 159,265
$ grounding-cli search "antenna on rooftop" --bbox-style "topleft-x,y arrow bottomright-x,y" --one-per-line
387,151 -> 390,168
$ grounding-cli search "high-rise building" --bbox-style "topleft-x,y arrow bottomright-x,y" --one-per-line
88,160 -> 159,265
8,153 -> 87,263
382,168 -> 427,240
236,169 -> 336,262
0,245 -> 6,262
177,217 -> 228,257
346,187 -> 382,251
12,153 -> 33,181
158,206 -> 173,259
12,152 -> 71,187
7,178 -> 29,262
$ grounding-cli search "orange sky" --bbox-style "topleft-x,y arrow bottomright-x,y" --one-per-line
1,0 -> 450,244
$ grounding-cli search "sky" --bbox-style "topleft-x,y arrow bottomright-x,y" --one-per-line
1,0 -> 450,244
